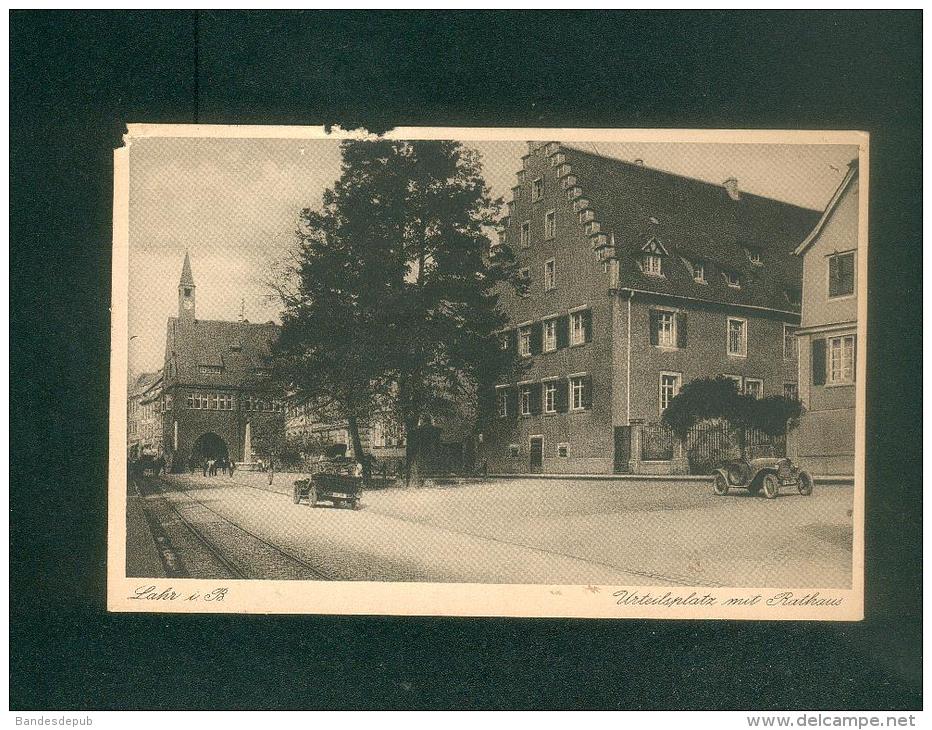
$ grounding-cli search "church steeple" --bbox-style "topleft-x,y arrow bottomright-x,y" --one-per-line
178,251 -> 196,322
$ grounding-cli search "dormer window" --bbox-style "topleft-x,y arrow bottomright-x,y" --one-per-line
745,247 -> 763,265
723,270 -> 741,288
639,237 -> 668,277
643,254 -> 663,276
693,261 -> 706,283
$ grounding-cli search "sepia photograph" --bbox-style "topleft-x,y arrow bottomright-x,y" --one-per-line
109,125 -> 867,619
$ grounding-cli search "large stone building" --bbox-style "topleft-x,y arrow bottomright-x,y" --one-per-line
160,253 -> 283,470
478,142 -> 821,475
790,160 -> 860,475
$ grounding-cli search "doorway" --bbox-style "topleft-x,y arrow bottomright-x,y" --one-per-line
529,436 -> 543,474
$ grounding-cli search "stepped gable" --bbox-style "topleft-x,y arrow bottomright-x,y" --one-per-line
544,144 -> 821,313
165,316 -> 280,388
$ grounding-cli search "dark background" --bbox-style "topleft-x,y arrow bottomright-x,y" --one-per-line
10,11 -> 922,710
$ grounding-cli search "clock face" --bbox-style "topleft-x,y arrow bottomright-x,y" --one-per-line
183,298 -> 193,310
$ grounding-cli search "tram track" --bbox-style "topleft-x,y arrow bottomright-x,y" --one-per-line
139,476 -> 333,581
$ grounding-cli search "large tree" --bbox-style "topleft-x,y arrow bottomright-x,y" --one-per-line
271,139 -> 519,484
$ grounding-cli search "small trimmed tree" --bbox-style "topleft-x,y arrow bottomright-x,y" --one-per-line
663,377 -> 802,464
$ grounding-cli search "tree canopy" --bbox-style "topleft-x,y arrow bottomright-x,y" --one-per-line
270,139 -> 521,483
661,376 -> 801,441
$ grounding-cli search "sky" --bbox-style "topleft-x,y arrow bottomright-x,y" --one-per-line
127,135 -> 856,376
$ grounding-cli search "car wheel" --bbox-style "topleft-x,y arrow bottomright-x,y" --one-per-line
292,485 -> 301,504
713,474 -> 729,496
798,473 -> 813,496
762,474 -> 779,499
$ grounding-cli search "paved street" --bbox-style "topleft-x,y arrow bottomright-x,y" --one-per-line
131,472 -> 854,588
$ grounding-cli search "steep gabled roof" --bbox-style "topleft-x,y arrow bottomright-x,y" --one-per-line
794,159 -> 859,257
164,317 -> 280,388
561,146 -> 821,313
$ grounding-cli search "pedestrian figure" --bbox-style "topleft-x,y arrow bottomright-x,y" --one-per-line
229,460 -> 236,479
202,459 -> 208,476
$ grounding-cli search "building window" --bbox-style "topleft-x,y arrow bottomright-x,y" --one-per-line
659,372 -> 682,413
724,270 -> 741,288
744,378 -> 764,399
694,261 -> 706,283
544,259 -> 556,290
727,317 -> 747,357
656,310 -> 676,348
570,309 -> 591,345
721,374 -> 743,392
518,267 -> 530,297
570,376 -> 589,411
746,248 -> 762,265
643,254 -> 663,276
828,251 -> 855,298
544,381 -> 557,414
828,335 -> 856,384
519,326 -> 532,357
784,287 -> 802,306
532,178 -> 543,202
499,332 -> 509,351
520,385 -> 532,416
520,221 -> 530,248
544,211 -> 556,240
784,383 -> 799,400
784,324 -> 798,359
497,389 -> 508,418
557,443 -> 570,458
543,318 -> 557,352
509,444 -> 520,457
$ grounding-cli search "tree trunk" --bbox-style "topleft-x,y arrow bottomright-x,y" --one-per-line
404,417 -> 423,487
346,414 -> 370,485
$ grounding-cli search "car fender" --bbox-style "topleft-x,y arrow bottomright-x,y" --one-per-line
750,467 -> 778,487
713,468 -> 730,485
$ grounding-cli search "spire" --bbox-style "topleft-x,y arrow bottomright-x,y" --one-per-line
180,250 -> 195,287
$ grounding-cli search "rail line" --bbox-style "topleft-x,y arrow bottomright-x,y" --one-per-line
142,477 -> 333,581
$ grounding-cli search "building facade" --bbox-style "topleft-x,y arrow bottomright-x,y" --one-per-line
790,161 -> 860,475
478,142 -> 820,475
160,253 -> 284,470
127,370 -> 161,460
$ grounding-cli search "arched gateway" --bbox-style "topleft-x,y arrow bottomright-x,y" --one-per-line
190,432 -> 229,464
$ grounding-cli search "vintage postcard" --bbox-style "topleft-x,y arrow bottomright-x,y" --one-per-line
108,125 -> 867,620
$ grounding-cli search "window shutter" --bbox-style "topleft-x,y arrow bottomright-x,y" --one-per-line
676,313 -> 688,349
531,322 -> 543,354
828,257 -> 838,296
557,378 -> 569,413
556,315 -> 570,349
583,310 -> 593,342
852,336 -> 857,382
530,383 -> 542,415
509,388 -> 518,418
812,338 -> 826,386
649,310 -> 660,346
582,375 -> 593,409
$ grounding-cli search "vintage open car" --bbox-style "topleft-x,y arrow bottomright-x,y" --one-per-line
713,456 -> 813,499
293,444 -> 363,510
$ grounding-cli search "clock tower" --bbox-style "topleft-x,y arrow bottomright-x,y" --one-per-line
178,250 -> 196,323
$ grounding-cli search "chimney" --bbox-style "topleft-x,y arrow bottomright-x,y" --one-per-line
723,177 -> 741,201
